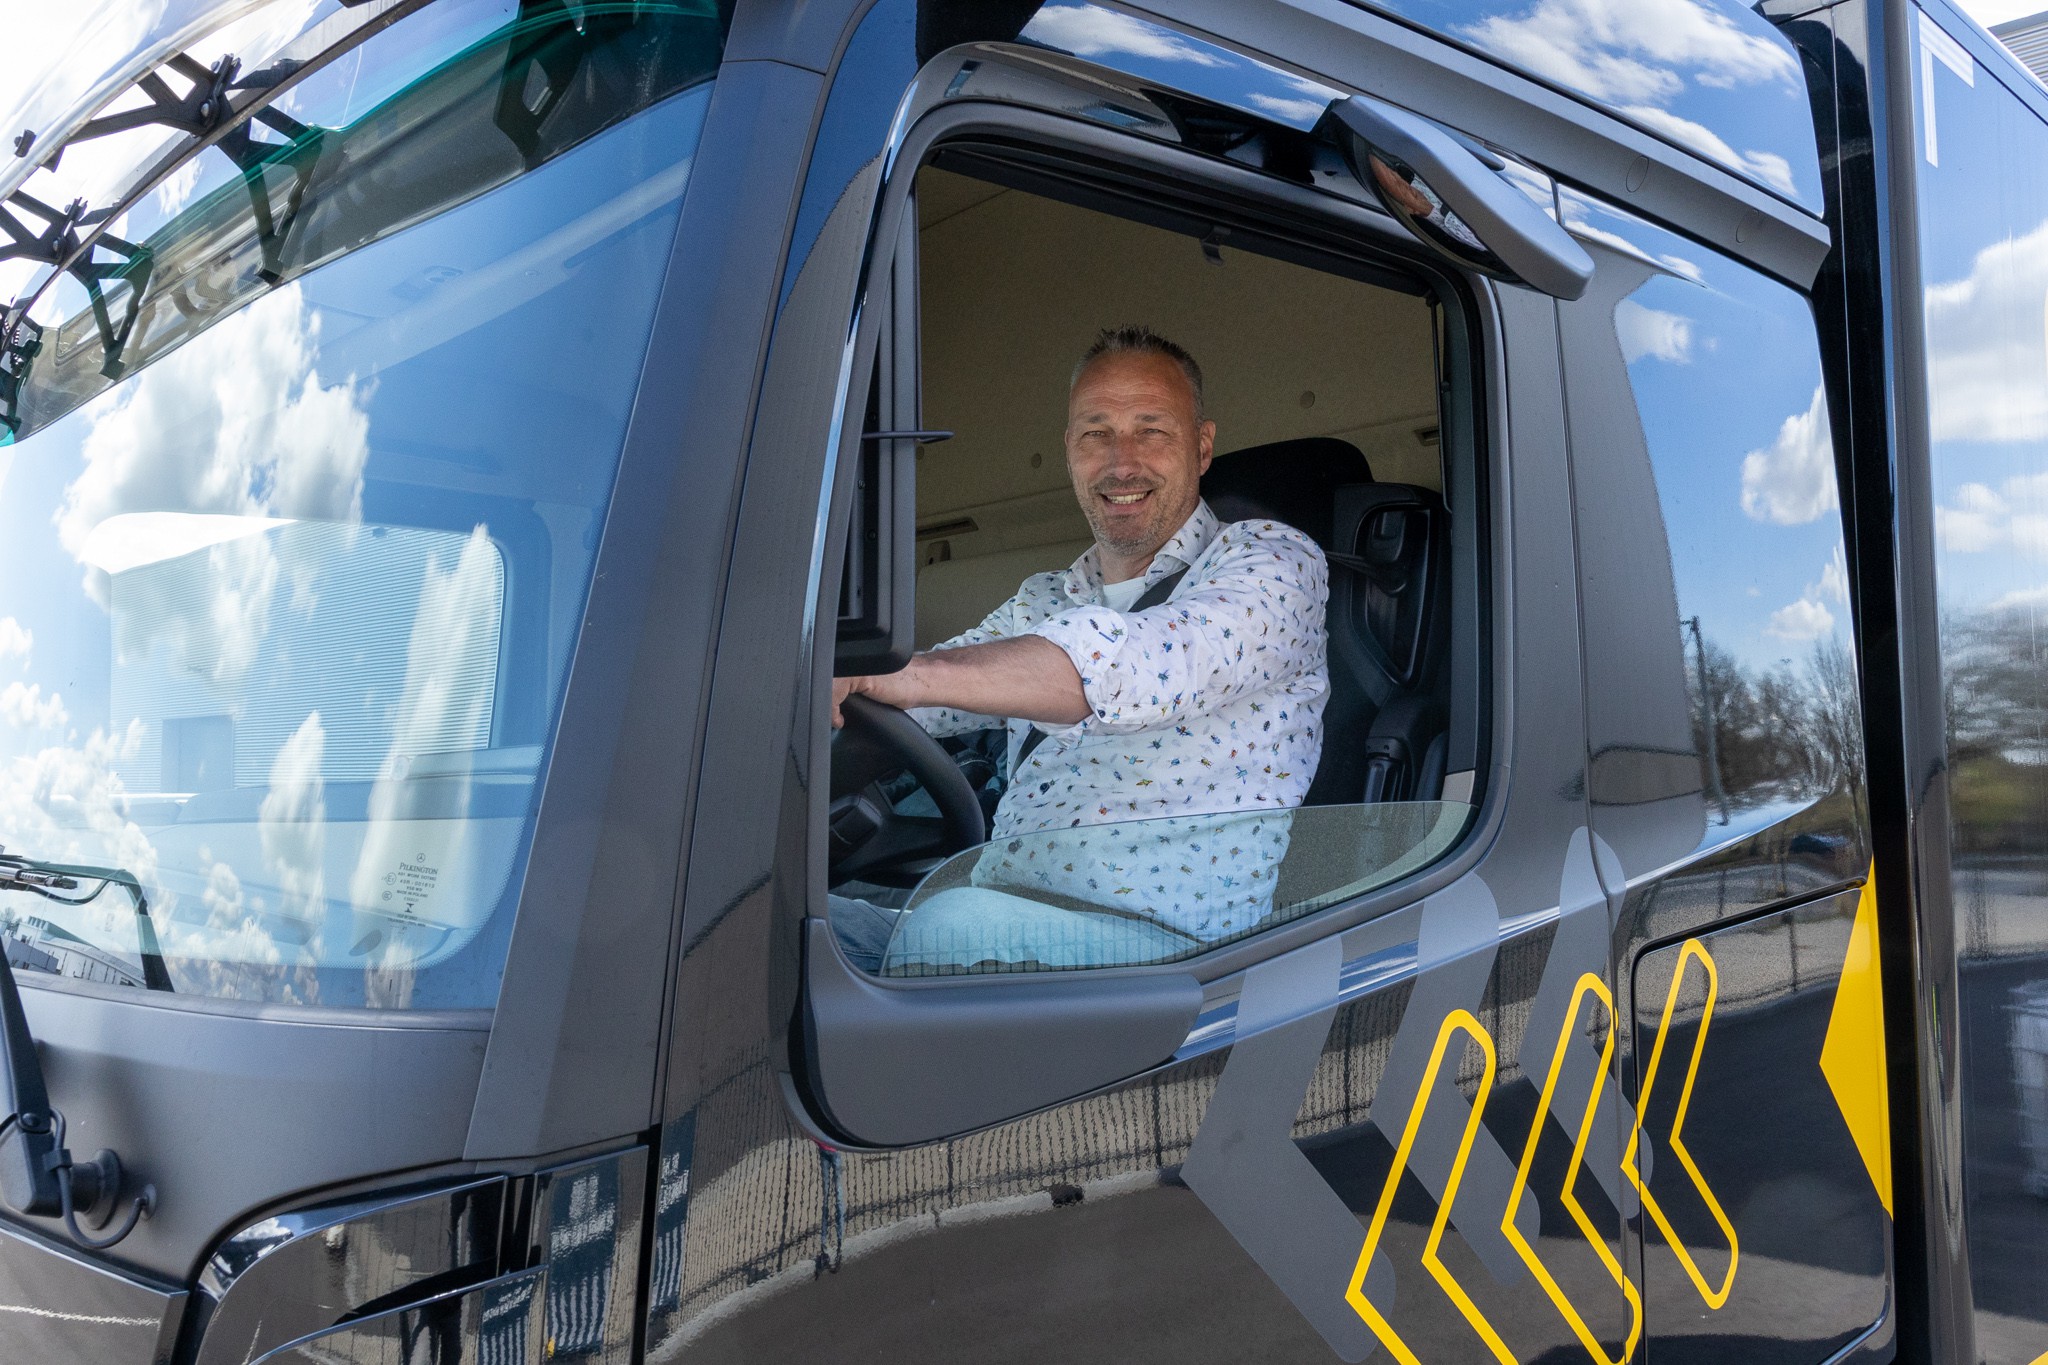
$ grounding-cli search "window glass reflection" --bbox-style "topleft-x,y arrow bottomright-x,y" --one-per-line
1907,10 -> 2048,1342
1558,189 -> 1857,873
0,28 -> 720,1009
1357,0 -> 1821,211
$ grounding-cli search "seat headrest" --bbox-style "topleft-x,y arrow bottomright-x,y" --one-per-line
1200,438 -> 1374,549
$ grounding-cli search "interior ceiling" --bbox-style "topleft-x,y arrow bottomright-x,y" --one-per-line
914,167 -> 1441,557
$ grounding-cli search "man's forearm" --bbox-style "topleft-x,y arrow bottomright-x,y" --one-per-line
868,635 -> 1089,725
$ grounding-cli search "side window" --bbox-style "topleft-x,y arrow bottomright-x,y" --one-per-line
825,156 -> 1486,977
1556,189 -> 1859,877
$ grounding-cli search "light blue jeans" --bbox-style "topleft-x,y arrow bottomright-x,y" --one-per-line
828,887 -> 1200,975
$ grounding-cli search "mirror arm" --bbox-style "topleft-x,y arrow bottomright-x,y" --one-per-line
0,947 -> 154,1246
0,948 -> 59,1216
1329,95 -> 1595,301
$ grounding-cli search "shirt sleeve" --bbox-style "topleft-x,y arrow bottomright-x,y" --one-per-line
1026,522 -> 1329,738
905,571 -> 1056,738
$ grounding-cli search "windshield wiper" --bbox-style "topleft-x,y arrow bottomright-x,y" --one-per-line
0,846 -> 160,1249
0,849 -> 173,993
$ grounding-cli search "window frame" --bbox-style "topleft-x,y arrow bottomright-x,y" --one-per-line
804,100 -> 1513,990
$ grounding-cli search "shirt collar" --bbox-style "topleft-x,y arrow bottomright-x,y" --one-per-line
1065,499 -> 1221,605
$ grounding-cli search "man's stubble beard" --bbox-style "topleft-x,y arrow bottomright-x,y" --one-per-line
1085,489 -> 1192,563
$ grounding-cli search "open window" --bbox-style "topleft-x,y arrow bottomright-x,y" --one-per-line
823,138 -> 1487,978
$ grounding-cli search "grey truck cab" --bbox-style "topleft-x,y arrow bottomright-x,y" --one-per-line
0,0 -> 2039,1360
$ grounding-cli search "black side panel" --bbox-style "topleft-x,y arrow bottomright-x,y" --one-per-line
185,1148 -> 645,1365
1869,3 -> 2048,1361
252,1268 -> 546,1363
0,1220 -> 183,1365
192,1178 -> 507,1365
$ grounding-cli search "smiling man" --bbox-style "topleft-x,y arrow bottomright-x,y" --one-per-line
830,324 -> 1331,969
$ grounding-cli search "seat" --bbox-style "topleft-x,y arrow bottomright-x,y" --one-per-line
1202,437 -> 1450,806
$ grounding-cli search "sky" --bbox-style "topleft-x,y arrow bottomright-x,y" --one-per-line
1957,0 -> 2048,28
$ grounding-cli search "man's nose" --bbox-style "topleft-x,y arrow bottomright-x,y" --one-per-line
1105,430 -> 1145,474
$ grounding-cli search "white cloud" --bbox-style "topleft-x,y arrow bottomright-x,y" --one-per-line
1924,219 -> 2048,444
60,283 -> 368,549
260,713 -> 328,933
1818,543 -> 1850,605
0,618 -> 29,666
1615,299 -> 1693,363
0,682 -> 66,733
1767,596 -> 1836,641
56,283 -> 369,682
1938,481 -> 2009,552
1989,583 -> 2048,611
1457,0 -> 1797,109
152,160 -> 202,219
349,527 -> 503,938
1736,151 -> 1797,198
1023,5 -> 1227,67
1658,253 -> 1706,284
1617,105 -> 1799,196
1935,471 -> 2048,557
199,857 -> 246,930
1768,547 -> 1850,644
1740,385 -> 1837,526
1560,192 -> 1705,281
1243,92 -> 1328,125
0,727 -> 159,898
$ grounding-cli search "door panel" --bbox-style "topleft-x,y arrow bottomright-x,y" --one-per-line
1630,890 -> 1890,1362
1555,181 -> 1885,1359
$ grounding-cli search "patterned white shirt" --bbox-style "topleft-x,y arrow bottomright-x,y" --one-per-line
909,500 -> 1330,939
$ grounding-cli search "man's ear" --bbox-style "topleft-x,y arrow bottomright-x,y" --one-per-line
1197,420 -> 1216,473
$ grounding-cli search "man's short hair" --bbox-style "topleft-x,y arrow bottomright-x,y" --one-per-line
1072,325 -> 1206,420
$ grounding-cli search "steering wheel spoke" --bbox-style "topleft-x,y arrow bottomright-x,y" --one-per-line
829,696 -> 988,884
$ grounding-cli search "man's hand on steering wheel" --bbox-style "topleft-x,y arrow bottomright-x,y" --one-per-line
828,638 -> 1087,884
831,635 -> 1091,730
831,670 -> 918,729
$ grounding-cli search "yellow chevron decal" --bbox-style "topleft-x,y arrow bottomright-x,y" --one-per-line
1820,873 -> 1892,1216
1345,1009 -> 1515,1365
1503,971 -> 1643,1364
1624,939 -> 1739,1308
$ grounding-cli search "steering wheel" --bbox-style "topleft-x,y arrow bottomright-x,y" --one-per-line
829,695 -> 989,886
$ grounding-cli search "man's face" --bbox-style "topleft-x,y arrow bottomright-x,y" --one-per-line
1064,351 -> 1216,573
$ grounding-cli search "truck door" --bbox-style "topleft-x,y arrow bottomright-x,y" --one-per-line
1553,178 -> 1888,1359
641,3 -> 1689,1361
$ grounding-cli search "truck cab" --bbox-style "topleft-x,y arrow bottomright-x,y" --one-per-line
0,0 -> 2036,1360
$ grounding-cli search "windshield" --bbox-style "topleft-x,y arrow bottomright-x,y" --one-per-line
0,0 -> 726,1009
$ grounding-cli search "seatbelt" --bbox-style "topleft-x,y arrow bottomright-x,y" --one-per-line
1013,566 -> 1189,772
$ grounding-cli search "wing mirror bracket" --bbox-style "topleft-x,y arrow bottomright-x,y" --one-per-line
1326,95 -> 1595,301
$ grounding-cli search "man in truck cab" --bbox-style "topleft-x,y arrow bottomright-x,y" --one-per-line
830,325 -> 1331,972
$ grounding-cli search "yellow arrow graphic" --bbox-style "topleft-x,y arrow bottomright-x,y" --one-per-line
1624,939 -> 1739,1308
1503,971 -> 1643,1365
1345,1009 -> 1515,1365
